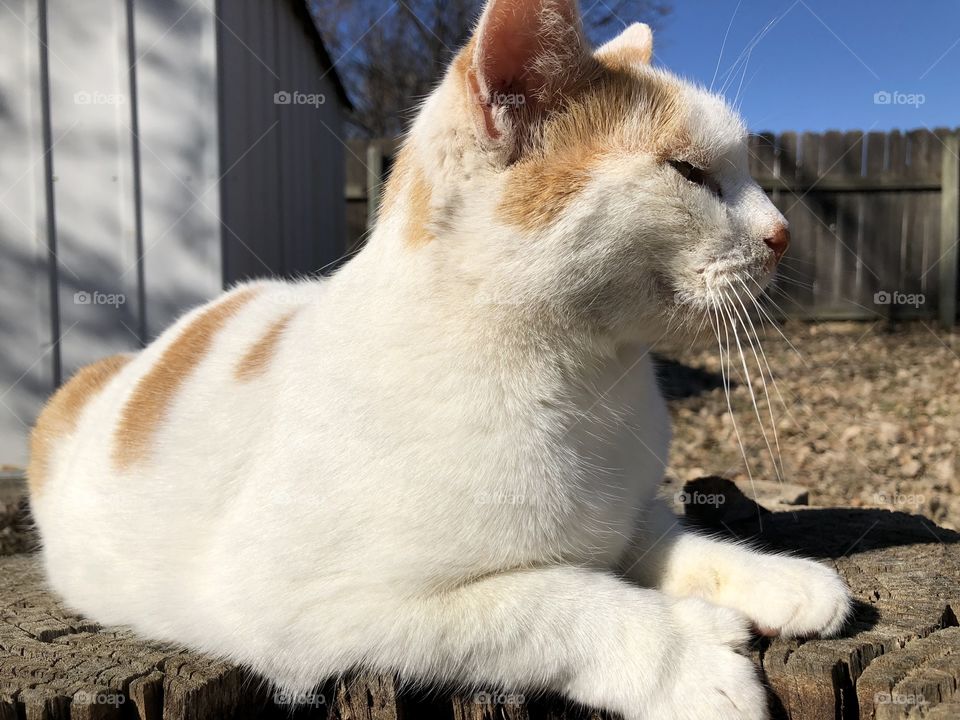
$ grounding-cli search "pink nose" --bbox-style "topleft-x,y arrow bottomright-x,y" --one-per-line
764,225 -> 790,262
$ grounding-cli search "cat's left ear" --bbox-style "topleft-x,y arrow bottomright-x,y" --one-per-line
596,23 -> 654,65
466,0 -> 590,160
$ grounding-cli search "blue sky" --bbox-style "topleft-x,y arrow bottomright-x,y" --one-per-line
617,0 -> 960,133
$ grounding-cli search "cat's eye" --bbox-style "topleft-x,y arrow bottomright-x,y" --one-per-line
668,159 -> 722,198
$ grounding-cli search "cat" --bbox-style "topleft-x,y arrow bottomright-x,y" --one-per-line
27,1 -> 851,718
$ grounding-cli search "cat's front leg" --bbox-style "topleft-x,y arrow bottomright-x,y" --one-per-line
620,498 -> 853,638
379,567 -> 767,720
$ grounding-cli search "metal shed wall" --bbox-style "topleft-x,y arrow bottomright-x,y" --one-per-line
0,0 -> 346,466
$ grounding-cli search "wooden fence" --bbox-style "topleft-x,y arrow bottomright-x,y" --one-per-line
749,129 -> 958,326
346,130 -> 960,326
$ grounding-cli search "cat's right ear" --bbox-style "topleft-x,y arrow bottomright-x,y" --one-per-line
465,0 -> 589,161
596,23 -> 654,65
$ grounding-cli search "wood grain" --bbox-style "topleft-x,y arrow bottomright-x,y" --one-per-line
0,478 -> 958,719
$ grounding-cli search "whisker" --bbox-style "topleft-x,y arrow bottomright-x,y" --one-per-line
747,279 -> 814,354
728,285 -> 787,483
778,255 -> 816,267
711,295 -> 762,529
719,288 -> 783,484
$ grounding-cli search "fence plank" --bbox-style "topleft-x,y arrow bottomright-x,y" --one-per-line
749,132 -> 777,180
838,131 -> 867,315
908,131 -> 944,314
860,131 -> 886,316
939,134 -> 959,327
775,132 -> 815,313
812,131 -> 843,314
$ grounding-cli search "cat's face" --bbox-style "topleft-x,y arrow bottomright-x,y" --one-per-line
391,0 -> 788,342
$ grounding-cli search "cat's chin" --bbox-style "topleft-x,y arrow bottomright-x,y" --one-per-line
645,265 -> 776,341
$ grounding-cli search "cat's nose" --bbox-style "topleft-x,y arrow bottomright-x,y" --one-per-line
763,225 -> 790,262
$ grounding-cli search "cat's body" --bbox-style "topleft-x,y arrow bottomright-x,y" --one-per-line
33,270 -> 669,661
29,2 -> 852,718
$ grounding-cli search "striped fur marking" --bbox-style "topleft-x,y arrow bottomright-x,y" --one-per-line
234,310 -> 297,381
28,354 -> 133,495
112,287 -> 260,470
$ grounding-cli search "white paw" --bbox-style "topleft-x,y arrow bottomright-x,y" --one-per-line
718,555 -> 853,638
641,599 -> 768,720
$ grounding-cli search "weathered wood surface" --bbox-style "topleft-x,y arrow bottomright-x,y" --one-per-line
1,477 -> 958,720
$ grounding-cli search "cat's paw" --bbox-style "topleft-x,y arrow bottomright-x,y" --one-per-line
720,555 -> 852,638
641,599 -> 768,720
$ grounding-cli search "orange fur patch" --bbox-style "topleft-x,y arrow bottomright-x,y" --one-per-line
405,165 -> 435,248
112,287 -> 259,470
28,354 -> 133,495
378,145 -> 411,221
234,311 -> 297,381
380,145 -> 436,249
500,146 -> 601,231
499,62 -> 689,230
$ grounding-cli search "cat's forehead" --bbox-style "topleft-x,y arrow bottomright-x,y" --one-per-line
587,51 -> 747,165
522,60 -> 745,175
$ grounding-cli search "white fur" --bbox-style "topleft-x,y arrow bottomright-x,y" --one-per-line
31,2 -> 851,719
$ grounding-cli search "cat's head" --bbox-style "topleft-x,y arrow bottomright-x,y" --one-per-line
376,0 -> 788,344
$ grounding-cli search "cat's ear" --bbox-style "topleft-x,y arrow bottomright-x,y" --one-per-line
596,23 -> 654,65
466,0 -> 590,159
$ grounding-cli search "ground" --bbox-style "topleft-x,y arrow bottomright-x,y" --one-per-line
658,320 -> 960,530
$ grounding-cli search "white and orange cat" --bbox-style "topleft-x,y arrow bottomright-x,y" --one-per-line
28,1 -> 851,718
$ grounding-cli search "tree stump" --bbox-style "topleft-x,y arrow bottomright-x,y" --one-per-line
1,476 -> 958,720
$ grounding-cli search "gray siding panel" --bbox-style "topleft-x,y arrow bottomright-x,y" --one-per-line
46,0 -> 142,377
218,0 -> 345,284
0,0 -> 55,466
134,0 -> 222,338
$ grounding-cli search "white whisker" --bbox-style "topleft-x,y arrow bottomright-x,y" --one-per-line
719,288 -> 782,485
727,285 -> 787,483
711,295 -> 762,529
